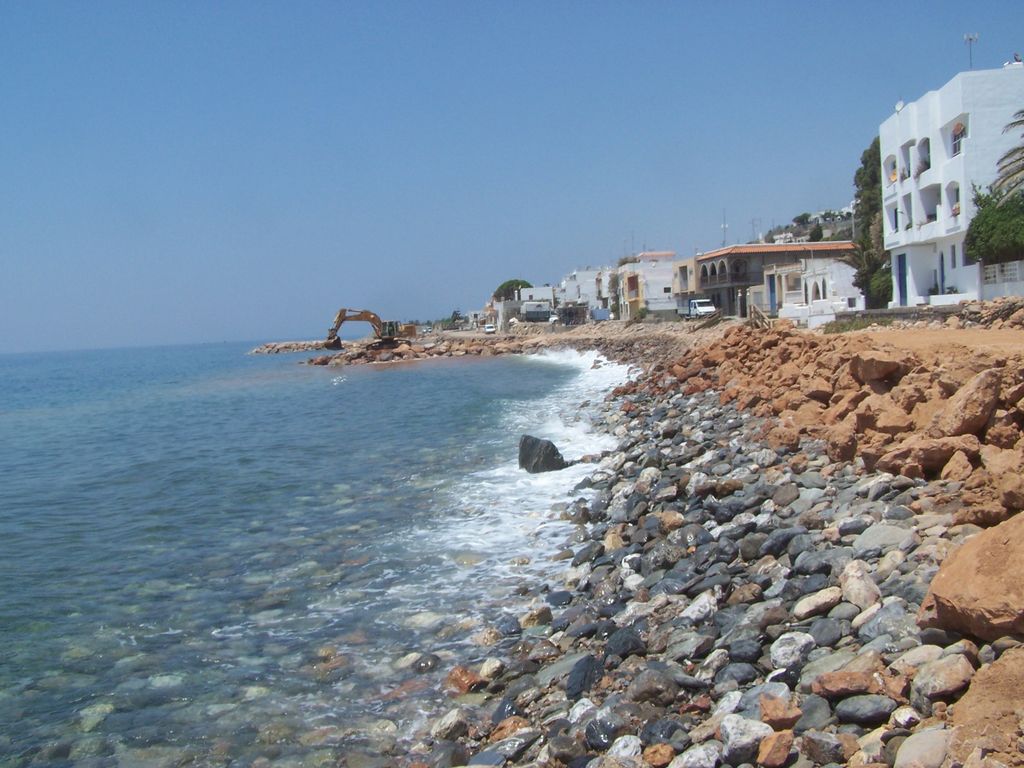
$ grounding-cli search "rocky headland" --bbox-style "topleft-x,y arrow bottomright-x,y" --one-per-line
373,299 -> 1024,768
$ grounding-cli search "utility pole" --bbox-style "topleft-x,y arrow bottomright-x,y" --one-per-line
964,33 -> 979,70
721,210 -> 728,247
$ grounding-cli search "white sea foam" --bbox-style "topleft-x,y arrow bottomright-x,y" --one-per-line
397,349 -> 635,611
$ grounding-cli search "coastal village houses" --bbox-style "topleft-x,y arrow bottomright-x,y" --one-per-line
880,61 -> 1024,307
692,242 -> 860,322
617,252 -> 677,320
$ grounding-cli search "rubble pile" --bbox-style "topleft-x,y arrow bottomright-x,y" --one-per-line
649,322 -> 1024,528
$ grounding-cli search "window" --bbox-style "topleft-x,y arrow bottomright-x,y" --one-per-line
951,243 -> 957,269
952,123 -> 966,156
663,286 -> 671,293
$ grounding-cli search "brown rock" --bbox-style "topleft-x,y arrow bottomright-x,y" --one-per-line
918,512 -> 1024,641
946,647 -> 1024,768
727,582 -> 763,605
928,369 -> 1002,437
759,694 -> 802,730
643,743 -> 676,768
824,389 -> 870,424
444,665 -> 486,694
803,376 -> 833,403
826,420 -> 858,462
979,445 -> 1024,475
766,424 -> 801,451
850,351 -> 910,384
790,400 -> 826,430
875,434 -> 980,476
757,730 -> 794,768
489,716 -> 529,742
811,671 -> 880,699
940,450 -> 974,481
1000,472 -> 1024,511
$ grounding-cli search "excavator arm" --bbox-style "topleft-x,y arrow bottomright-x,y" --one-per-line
325,308 -> 384,348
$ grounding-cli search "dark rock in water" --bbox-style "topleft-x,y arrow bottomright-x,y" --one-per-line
565,655 -> 602,700
605,627 -> 646,659
572,542 -> 604,567
495,616 -> 522,637
428,741 -> 471,768
519,435 -> 568,473
546,590 -> 573,607
585,711 -> 629,750
491,696 -> 525,724
547,735 -> 586,763
415,653 -> 442,673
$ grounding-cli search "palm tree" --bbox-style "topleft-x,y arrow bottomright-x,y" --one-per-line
995,108 -> 1024,201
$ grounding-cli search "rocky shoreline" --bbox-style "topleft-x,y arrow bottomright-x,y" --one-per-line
385,316 -> 1024,768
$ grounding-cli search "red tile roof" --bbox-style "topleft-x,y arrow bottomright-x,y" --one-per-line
696,241 -> 855,262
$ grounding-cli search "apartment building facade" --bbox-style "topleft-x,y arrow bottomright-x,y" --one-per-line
880,62 -> 1024,306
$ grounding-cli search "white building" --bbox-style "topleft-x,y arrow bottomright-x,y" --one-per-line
559,268 -> 611,313
619,252 -> 677,320
518,285 -> 556,303
879,62 -> 1024,306
756,256 -> 864,329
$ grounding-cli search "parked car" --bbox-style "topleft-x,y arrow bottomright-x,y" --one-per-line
483,324 -> 496,334
686,298 -> 717,318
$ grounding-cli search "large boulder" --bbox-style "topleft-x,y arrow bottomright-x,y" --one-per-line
875,434 -> 980,477
928,368 -> 1002,437
518,435 -> 568,473
918,512 -> 1024,641
946,647 -> 1024,768
849,351 -> 910,384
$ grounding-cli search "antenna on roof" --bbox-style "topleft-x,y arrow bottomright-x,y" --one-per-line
964,33 -> 979,70
721,210 -> 728,247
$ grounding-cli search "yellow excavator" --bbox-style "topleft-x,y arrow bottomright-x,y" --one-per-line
324,308 -> 413,349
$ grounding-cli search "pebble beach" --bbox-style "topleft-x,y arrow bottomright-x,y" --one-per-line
372,301 -> 1024,768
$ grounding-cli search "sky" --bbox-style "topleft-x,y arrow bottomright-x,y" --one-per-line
2,2 -> 1023,352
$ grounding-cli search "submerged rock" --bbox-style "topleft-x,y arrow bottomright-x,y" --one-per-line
518,435 -> 569,473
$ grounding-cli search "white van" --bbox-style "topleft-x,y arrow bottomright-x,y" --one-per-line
687,298 -> 717,318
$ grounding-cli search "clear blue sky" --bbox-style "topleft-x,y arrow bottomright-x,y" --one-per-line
2,2 -> 1022,352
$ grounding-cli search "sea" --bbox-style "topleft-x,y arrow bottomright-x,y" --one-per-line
0,342 -> 633,766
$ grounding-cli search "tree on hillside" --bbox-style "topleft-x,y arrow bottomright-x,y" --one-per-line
965,186 -> 1024,264
492,279 -> 533,301
792,212 -> 812,226
809,224 -> 824,242
995,108 -> 1024,201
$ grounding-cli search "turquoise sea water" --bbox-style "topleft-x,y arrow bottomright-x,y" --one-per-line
0,343 -> 629,766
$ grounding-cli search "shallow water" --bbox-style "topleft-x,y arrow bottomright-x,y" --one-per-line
0,343 -> 630,765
